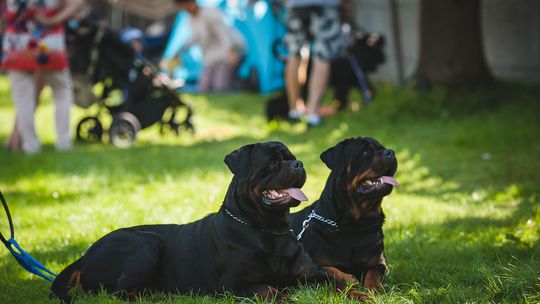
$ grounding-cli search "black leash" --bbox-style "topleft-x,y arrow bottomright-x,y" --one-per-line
0,191 -> 14,245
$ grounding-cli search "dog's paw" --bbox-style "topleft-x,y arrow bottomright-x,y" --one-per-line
346,289 -> 372,301
274,292 -> 292,304
363,279 -> 383,291
321,266 -> 359,285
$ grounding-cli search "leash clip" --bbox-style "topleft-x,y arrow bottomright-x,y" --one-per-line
296,212 -> 313,240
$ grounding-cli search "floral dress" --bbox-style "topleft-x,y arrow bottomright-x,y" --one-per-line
1,0 -> 68,71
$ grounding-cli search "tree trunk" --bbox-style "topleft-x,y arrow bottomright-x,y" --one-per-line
416,0 -> 493,86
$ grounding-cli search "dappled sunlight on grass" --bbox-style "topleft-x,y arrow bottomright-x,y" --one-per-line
394,149 -> 459,196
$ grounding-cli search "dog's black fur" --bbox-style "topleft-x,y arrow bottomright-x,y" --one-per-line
265,32 -> 385,121
51,142 -> 362,303
291,137 -> 397,290
330,32 -> 385,110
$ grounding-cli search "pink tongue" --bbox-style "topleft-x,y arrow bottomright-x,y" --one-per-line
381,176 -> 399,187
283,188 -> 309,202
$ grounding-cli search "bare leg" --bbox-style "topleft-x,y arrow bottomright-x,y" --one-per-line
5,121 -> 22,152
285,55 -> 302,119
305,58 -> 331,125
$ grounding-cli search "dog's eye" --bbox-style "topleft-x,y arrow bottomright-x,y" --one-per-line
361,150 -> 371,157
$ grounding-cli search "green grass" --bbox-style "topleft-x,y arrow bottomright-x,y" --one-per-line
0,77 -> 539,303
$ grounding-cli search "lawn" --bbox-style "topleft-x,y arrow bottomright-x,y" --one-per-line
0,77 -> 539,304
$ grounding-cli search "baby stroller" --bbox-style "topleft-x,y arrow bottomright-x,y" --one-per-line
67,19 -> 194,148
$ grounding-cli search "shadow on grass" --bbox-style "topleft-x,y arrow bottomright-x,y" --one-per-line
0,135 -> 260,182
383,193 -> 539,302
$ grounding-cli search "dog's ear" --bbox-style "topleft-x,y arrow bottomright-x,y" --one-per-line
224,144 -> 254,179
320,138 -> 356,171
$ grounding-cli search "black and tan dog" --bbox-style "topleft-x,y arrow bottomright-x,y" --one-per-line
51,142 -> 363,303
291,137 -> 398,290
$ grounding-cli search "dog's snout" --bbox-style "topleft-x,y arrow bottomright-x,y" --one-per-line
291,160 -> 303,169
383,149 -> 395,158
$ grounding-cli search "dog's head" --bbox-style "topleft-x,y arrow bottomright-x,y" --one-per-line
225,142 -> 308,214
350,32 -> 386,73
321,137 -> 398,215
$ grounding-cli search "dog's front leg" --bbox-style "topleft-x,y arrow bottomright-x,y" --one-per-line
319,267 -> 371,300
363,267 -> 384,290
363,251 -> 387,290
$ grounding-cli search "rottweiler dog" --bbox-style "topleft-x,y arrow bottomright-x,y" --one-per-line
51,142 -> 362,303
291,137 -> 398,290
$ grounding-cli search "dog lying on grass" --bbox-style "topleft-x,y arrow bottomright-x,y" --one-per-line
51,141 -> 365,303
291,137 -> 398,290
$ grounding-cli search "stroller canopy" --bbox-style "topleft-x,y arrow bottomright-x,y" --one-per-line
162,0 -> 286,94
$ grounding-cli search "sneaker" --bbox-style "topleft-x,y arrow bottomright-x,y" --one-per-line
287,109 -> 303,123
306,114 -> 322,128
22,142 -> 42,155
56,142 -> 72,152
23,147 -> 42,155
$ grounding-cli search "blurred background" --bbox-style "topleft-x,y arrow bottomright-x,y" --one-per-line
94,0 -> 540,86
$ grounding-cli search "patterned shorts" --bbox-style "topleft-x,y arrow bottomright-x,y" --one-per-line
285,6 -> 342,60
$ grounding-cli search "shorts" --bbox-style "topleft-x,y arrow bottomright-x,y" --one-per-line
285,6 -> 342,60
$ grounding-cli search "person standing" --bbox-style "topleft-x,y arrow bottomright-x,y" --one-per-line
170,0 -> 245,92
1,0 -> 84,153
284,0 -> 344,127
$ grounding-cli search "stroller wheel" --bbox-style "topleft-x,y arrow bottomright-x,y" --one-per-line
109,112 -> 141,148
76,116 -> 103,143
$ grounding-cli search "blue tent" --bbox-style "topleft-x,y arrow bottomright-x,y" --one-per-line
162,0 -> 286,94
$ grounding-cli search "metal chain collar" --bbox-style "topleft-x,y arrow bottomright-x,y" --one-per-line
224,208 -> 248,226
296,210 -> 339,240
223,208 -> 292,236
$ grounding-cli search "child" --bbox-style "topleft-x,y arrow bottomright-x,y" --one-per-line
171,0 -> 245,92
